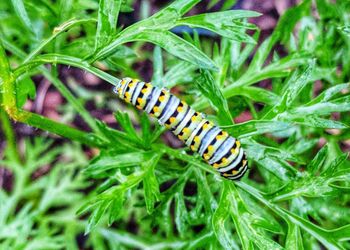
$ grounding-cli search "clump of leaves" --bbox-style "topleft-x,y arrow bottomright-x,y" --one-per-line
1,0 -> 350,249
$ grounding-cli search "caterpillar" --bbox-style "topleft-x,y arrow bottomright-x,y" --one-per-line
113,78 -> 248,180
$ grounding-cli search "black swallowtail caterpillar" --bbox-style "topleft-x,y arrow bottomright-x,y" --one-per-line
113,78 -> 248,180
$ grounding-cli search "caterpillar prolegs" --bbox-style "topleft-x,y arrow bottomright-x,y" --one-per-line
113,78 -> 248,180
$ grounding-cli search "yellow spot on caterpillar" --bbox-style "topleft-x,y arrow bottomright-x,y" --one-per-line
208,145 -> 214,152
236,141 -> 241,148
137,98 -> 144,104
203,123 -> 209,130
213,163 -> 219,168
231,148 -> 237,154
191,145 -> 196,151
194,136 -> 200,143
183,127 -> 190,134
216,135 -> 224,140
159,95 -> 166,102
203,154 -> 210,160
145,83 -> 151,87
169,117 -> 176,123
191,114 -> 201,122
177,106 -> 184,112
231,170 -> 239,175
153,106 -> 160,113
222,157 -> 228,164
136,105 -> 142,109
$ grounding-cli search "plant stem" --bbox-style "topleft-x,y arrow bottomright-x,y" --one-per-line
1,37 -> 100,133
14,54 -> 120,85
0,109 -> 21,164
0,41 -> 103,148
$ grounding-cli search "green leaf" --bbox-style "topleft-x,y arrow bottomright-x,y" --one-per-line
177,10 -> 260,44
85,200 -> 111,234
307,145 -> 328,175
316,0 -> 338,20
291,116 -> 349,129
286,96 -> 350,116
286,223 -> 304,250
95,0 -> 121,50
140,112 -> 151,146
228,183 -> 284,250
321,153 -> 348,177
163,61 -> 196,88
91,0 -> 201,60
15,54 -> 120,85
234,86 -> 281,106
195,70 -> 232,125
84,151 -> 156,176
221,0 -> 237,11
114,111 -> 140,142
270,0 -> 311,45
281,208 -> 345,249
337,25 -> 350,37
125,30 -> 218,70
174,192 -> 188,238
331,224 -> 350,241
15,77 -> 36,108
280,60 -> 315,108
10,0 -> 37,38
143,154 -> 161,214
212,184 -> 240,250
108,189 -> 125,225
24,18 -> 96,63
287,138 -> 318,155
307,83 -> 349,105
224,120 -> 292,137
265,61 -> 315,118
162,0 -> 201,17
242,138 -> 299,180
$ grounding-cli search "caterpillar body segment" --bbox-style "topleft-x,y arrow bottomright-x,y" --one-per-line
113,78 -> 248,180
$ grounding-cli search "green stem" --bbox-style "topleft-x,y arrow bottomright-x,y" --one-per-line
0,109 -> 21,164
0,41 -> 103,148
244,97 -> 258,119
18,110 -> 104,147
15,54 -> 120,85
1,38 -> 100,133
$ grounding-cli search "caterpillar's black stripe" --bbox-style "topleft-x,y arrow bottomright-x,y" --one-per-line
113,78 -> 248,180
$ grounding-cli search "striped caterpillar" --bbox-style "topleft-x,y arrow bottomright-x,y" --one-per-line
113,78 -> 248,180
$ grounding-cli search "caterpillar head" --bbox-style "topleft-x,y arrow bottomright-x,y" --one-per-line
112,80 -> 122,95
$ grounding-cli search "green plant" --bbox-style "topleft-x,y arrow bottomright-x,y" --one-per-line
1,0 -> 350,249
